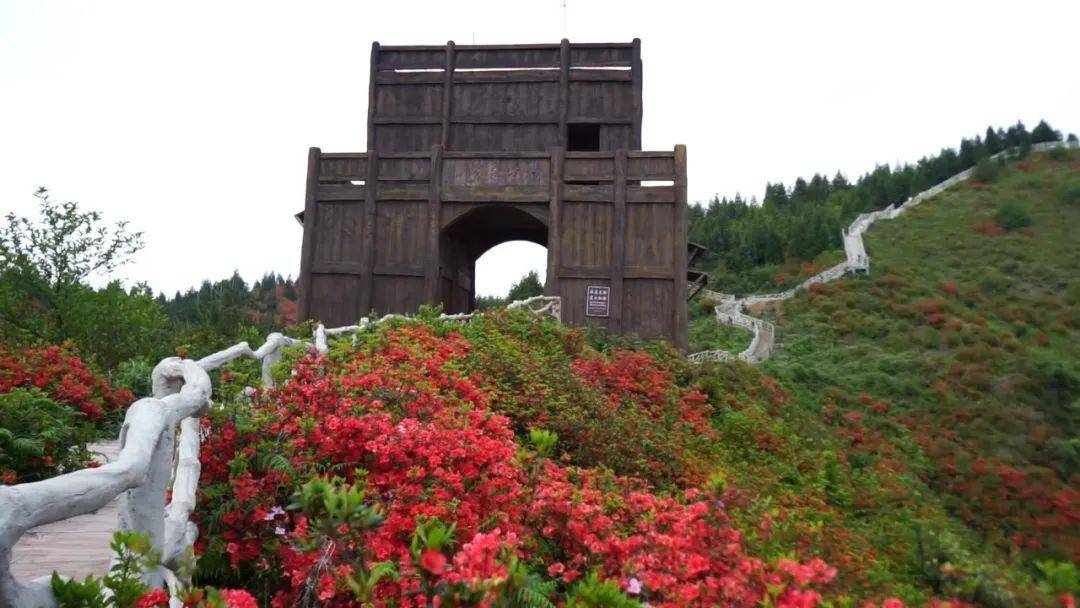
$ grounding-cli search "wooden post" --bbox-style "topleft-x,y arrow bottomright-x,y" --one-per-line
426,145 -> 444,304
558,39 -> 570,148
367,42 -> 379,151
673,144 -> 688,349
631,38 -> 643,149
441,41 -> 456,149
297,147 -> 321,321
612,149 -> 627,332
359,149 -> 378,317
545,147 -> 564,296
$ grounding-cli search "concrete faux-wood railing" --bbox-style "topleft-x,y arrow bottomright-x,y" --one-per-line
0,297 -> 561,608
689,140 -> 1077,364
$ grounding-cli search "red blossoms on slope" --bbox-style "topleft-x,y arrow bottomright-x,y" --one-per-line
197,324 -> 836,606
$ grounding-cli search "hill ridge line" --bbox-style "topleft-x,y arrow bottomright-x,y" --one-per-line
688,140 -> 1077,364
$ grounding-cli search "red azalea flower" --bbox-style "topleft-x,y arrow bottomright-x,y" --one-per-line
419,548 -> 447,574
134,588 -> 169,608
219,589 -> 259,608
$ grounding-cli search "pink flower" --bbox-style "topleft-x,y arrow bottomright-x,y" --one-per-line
626,577 -> 643,595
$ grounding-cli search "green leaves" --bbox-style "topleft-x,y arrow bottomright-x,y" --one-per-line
565,573 -> 640,608
0,388 -> 93,482
1035,560 -> 1079,595
529,428 -> 558,458
340,559 -> 400,602
290,473 -> 385,543
51,531 -> 159,608
410,516 -> 456,556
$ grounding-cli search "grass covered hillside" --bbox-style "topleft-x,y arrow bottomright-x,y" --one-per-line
753,147 -> 1080,604
178,149 -> 1079,608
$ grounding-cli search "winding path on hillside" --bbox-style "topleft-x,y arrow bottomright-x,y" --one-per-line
8,441 -> 123,581
688,140 -> 1076,364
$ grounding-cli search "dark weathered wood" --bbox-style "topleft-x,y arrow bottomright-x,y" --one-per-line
367,42 -> 379,150
359,149 -> 378,316
454,70 -> 560,84
301,40 -> 689,348
559,39 -> 570,147
297,147 -> 321,320
441,185 -> 549,202
673,144 -> 688,349
563,184 -> 614,202
426,145 -> 443,302
440,42 -> 455,148
627,185 -> 675,203
374,185 -> 428,201
632,39 -> 642,150
611,149 -> 627,332
316,184 -> 366,201
545,147 -> 564,296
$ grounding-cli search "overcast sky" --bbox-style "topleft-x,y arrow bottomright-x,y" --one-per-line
2,1 -> 1078,298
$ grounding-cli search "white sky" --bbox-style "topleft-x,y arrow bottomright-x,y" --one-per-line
2,0 -> 1078,298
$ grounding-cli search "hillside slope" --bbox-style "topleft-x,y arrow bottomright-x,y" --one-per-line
755,148 -> 1079,603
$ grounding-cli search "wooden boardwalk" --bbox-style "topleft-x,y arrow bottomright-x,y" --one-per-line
9,441 -> 122,581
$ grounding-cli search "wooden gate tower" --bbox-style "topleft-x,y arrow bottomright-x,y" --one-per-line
296,39 -> 692,347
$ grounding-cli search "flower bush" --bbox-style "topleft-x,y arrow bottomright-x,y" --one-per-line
0,343 -> 133,422
455,310 -> 715,488
0,342 -> 129,483
195,316 -> 835,606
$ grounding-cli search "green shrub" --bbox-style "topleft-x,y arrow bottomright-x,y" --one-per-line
1035,560 -> 1079,595
0,388 -> 93,483
972,158 -> 1002,184
993,202 -> 1032,231
1047,146 -> 1069,162
112,357 -> 155,397
1060,181 -> 1080,206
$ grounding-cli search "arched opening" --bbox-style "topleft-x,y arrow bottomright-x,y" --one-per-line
439,205 -> 548,314
475,241 -> 548,307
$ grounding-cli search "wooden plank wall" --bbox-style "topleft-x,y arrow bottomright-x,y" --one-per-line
368,41 -> 640,154
299,146 -> 688,348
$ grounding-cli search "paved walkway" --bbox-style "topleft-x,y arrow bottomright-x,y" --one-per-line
9,441 -> 122,581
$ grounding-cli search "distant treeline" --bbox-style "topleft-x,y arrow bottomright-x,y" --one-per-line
160,271 -> 296,334
689,120 -> 1075,293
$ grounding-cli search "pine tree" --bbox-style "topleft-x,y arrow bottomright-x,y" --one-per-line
985,126 -> 1004,154
1031,120 -> 1061,143
762,183 -> 788,208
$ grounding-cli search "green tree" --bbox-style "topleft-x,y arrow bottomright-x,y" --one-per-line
507,270 -> 544,302
0,188 -> 165,368
1031,120 -> 1061,144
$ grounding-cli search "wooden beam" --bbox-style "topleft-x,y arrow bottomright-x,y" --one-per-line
673,144 -> 688,350
545,147 -> 564,296
367,42 -> 379,151
563,184 -> 614,202
626,185 -> 676,203
297,147 -> 321,321
441,41 -> 455,148
558,39 -> 570,148
359,149 -> 378,317
632,38 -> 643,149
441,185 -> 549,202
426,145 -> 443,304
611,149 -> 627,333
315,184 -> 366,201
